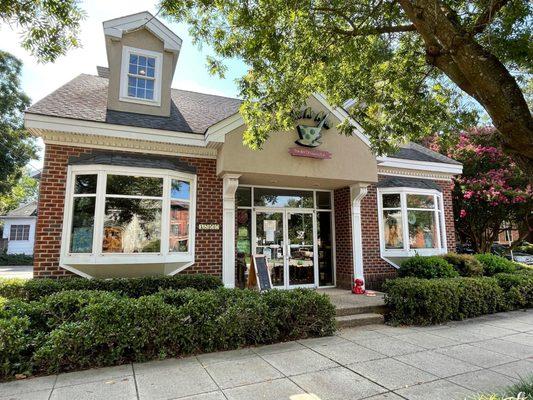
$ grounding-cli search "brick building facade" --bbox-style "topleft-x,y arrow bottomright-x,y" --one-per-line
26,11 -> 463,288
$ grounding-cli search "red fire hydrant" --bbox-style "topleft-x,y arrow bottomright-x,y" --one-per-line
352,278 -> 365,295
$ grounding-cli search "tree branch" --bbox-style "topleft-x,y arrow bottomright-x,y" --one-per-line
471,0 -> 510,34
330,24 -> 417,37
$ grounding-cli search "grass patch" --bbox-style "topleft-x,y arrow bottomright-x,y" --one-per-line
470,375 -> 533,399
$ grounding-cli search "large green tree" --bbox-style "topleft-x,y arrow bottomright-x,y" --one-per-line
0,0 -> 84,62
0,51 -> 37,197
160,0 -> 532,172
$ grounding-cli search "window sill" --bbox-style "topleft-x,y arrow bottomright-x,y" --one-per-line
61,253 -> 194,265
119,95 -> 161,107
382,248 -> 446,258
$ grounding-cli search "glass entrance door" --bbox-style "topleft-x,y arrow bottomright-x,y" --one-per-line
287,212 -> 315,287
255,211 -> 285,287
254,209 -> 316,289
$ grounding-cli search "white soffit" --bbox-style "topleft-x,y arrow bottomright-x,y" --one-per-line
377,156 -> 463,175
103,11 -> 182,52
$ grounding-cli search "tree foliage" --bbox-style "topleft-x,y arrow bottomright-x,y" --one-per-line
0,0 -> 84,62
159,0 -> 532,170
0,51 -> 38,198
0,172 -> 38,215
426,127 -> 532,253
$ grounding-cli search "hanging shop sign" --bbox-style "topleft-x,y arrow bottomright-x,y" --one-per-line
289,107 -> 333,159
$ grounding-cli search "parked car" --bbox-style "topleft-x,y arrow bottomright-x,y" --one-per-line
506,251 -> 533,265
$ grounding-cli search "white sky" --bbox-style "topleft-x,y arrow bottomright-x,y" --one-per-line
0,0 -> 247,171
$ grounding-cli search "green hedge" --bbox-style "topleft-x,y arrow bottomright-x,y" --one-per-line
398,255 -> 459,279
440,253 -> 484,277
0,253 -> 33,266
474,253 -> 518,276
0,274 -> 223,300
383,276 -> 531,326
0,288 -> 335,378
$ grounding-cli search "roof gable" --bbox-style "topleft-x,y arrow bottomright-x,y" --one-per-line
103,11 -> 182,53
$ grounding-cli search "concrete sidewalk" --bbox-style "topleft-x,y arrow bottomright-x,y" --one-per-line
0,265 -> 32,279
1,310 -> 532,400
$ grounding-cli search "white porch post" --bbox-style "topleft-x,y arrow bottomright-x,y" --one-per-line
350,183 -> 369,286
222,174 -> 240,288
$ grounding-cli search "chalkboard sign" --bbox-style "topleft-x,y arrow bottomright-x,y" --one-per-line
250,254 -> 273,291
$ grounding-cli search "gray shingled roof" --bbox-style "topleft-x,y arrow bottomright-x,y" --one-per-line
390,142 -> 461,165
2,202 -> 38,218
26,74 -> 242,134
377,177 -> 442,191
68,151 -> 196,174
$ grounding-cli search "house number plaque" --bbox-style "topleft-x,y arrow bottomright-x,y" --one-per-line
198,223 -> 220,231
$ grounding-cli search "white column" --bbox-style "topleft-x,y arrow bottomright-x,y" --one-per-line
350,183 -> 369,286
222,174 -> 240,288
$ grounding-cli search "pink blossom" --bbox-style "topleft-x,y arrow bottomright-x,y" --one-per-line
460,209 -> 467,218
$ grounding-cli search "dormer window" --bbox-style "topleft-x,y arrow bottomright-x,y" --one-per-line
120,46 -> 162,106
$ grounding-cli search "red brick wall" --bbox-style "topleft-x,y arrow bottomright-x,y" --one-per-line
34,144 -> 223,278
361,177 -> 457,289
333,187 -> 353,288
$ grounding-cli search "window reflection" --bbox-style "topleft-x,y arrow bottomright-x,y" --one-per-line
254,188 -> 313,208
103,199 -> 162,253
383,210 -> 404,249
169,200 -> 189,252
408,210 -> 436,248
106,175 -> 163,197
70,197 -> 96,253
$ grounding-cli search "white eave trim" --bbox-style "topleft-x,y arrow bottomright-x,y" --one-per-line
24,113 -> 207,147
205,113 -> 244,143
312,93 -> 371,147
203,92 -> 372,147
377,156 -> 463,175
103,11 -> 182,53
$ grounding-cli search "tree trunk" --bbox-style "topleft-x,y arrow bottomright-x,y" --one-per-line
398,0 -> 533,175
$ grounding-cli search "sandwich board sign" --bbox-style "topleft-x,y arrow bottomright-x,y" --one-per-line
247,254 -> 273,291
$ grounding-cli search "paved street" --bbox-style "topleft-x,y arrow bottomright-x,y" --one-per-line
0,265 -> 32,279
1,310 -> 532,400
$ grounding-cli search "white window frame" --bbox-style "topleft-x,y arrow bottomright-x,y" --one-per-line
60,164 -> 197,266
119,46 -> 163,106
377,187 -> 447,258
9,224 -> 30,241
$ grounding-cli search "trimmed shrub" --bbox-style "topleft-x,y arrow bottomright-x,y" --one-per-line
440,253 -> 484,277
383,277 -> 506,325
494,273 -> 533,308
0,274 -> 223,300
398,255 -> 459,279
474,254 -> 518,276
0,288 -> 335,378
0,253 -> 33,266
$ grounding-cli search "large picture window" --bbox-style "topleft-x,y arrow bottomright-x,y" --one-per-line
378,188 -> 445,256
64,165 -> 196,263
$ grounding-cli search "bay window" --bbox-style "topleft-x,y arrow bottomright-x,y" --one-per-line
63,165 -> 196,264
378,188 -> 446,256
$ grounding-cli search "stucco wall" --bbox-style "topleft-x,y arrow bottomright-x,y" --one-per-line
217,97 -> 378,189
105,28 -> 177,117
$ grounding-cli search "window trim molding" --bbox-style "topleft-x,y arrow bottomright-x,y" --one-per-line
60,164 -> 197,267
377,186 -> 447,260
119,46 -> 163,106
